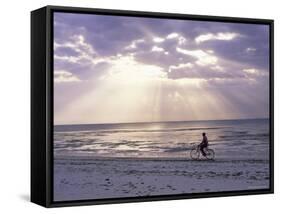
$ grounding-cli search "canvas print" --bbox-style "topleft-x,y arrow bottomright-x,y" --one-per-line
53,12 -> 270,202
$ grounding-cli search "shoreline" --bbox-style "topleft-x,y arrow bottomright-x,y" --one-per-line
54,155 -> 269,162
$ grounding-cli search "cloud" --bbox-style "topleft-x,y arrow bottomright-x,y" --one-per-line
166,33 -> 179,39
243,68 -> 258,74
165,32 -> 186,45
54,70 -> 81,83
54,12 -> 269,69
178,36 -> 187,45
242,68 -> 268,78
168,65 -> 232,80
151,46 -> 165,52
153,37 -> 165,43
54,34 -> 98,65
53,16 -> 268,83
125,39 -> 145,50
195,32 -> 239,43
246,47 -> 257,52
168,63 -> 194,73
176,47 -> 218,66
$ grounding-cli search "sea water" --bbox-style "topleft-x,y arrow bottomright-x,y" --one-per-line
54,118 -> 270,160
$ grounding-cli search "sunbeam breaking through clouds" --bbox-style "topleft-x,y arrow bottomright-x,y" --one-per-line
53,12 -> 269,125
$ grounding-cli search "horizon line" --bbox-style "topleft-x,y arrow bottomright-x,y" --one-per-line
54,117 -> 269,126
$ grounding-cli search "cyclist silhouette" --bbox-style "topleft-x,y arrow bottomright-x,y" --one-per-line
199,132 -> 208,156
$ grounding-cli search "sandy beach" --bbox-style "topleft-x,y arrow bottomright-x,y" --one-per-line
54,156 -> 269,201
53,119 -> 269,201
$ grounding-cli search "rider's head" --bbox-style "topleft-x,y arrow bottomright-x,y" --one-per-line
202,132 -> 206,136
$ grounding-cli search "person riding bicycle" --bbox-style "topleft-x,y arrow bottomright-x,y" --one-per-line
199,132 -> 208,156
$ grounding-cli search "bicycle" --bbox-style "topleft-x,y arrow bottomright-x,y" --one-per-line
190,144 -> 215,160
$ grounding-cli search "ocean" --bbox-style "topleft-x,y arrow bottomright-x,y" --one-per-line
54,118 -> 270,160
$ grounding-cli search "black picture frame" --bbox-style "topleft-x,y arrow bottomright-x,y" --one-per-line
31,5 -> 274,208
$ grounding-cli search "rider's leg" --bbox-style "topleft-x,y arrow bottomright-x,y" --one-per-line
200,145 -> 206,156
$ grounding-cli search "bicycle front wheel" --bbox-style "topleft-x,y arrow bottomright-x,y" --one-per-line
190,148 -> 200,160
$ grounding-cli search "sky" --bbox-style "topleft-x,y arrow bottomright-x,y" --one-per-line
53,12 -> 270,125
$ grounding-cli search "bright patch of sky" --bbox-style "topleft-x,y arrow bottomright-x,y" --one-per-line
54,12 -> 270,125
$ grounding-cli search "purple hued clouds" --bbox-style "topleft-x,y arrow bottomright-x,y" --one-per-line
53,12 -> 270,125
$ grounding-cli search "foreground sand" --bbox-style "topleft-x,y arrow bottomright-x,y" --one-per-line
54,157 -> 269,201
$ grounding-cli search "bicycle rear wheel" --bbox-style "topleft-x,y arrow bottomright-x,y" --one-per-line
190,148 -> 200,160
205,149 -> 215,160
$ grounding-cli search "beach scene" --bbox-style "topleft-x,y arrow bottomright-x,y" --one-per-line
53,12 -> 270,201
